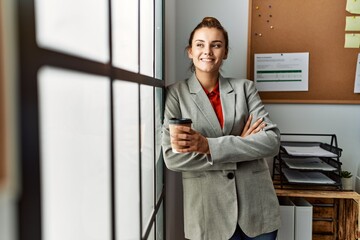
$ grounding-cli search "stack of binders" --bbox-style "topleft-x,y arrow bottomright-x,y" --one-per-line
277,196 -> 313,240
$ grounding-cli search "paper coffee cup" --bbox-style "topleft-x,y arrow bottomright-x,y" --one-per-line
169,118 -> 192,153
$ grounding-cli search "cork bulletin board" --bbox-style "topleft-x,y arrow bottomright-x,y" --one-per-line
248,0 -> 360,104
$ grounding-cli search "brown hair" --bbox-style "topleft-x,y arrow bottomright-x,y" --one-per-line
186,17 -> 229,72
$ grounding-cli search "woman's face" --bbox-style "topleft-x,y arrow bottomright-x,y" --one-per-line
188,27 -> 228,75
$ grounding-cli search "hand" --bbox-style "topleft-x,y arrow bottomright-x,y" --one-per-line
170,125 -> 210,154
240,114 -> 266,137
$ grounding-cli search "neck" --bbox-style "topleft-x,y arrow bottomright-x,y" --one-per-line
195,71 -> 219,92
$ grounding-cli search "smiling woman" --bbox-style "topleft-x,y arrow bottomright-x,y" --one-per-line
162,17 -> 281,240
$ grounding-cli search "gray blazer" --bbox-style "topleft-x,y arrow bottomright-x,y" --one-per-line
162,74 -> 281,240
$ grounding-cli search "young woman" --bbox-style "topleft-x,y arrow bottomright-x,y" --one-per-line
162,17 -> 281,240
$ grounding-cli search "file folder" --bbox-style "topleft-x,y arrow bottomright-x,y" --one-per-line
277,196 -> 295,240
291,198 -> 313,240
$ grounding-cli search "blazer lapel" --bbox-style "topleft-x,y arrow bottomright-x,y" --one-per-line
219,76 -> 235,136
188,74 -> 223,136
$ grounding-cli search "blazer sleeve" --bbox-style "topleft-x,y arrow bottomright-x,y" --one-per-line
207,80 -> 281,164
161,84 -> 237,172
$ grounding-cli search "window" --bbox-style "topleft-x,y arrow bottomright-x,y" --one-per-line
0,11 -> 5,187
18,0 -> 164,240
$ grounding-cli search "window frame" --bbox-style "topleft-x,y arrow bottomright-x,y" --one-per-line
17,0 -> 165,239
0,0 -> 5,187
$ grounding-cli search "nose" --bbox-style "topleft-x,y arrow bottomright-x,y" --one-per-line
204,45 -> 213,56
204,51 -> 213,56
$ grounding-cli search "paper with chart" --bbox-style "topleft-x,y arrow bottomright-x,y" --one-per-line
254,52 -> 309,92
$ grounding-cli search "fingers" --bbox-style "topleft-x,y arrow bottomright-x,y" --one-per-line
253,122 -> 266,133
170,128 -> 209,154
174,125 -> 192,133
240,115 -> 252,137
249,118 -> 266,134
241,116 -> 267,137
171,132 -> 191,140
243,114 -> 252,131
171,136 -> 192,146
169,126 -> 192,141
247,117 -> 263,132
170,127 -> 194,149
174,137 -> 208,154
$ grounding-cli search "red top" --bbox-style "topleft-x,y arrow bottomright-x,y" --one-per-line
202,81 -> 224,128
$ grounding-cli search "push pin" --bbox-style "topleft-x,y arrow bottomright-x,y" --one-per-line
270,26 -> 274,29
256,6 -> 259,10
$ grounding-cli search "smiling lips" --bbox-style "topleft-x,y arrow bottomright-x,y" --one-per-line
201,58 -> 214,62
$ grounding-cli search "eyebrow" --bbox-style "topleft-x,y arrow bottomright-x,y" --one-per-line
194,39 -> 223,43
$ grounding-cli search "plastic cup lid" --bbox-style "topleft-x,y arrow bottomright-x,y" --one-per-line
169,118 -> 192,124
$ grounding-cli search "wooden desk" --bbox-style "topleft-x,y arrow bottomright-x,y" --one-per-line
276,189 -> 360,240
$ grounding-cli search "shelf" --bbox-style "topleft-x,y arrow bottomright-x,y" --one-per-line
275,188 -> 360,200
275,188 -> 360,240
282,169 -> 336,185
282,157 -> 337,171
273,133 -> 342,190
281,145 -> 338,158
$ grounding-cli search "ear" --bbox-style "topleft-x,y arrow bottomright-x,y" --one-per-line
187,47 -> 193,59
223,50 -> 228,60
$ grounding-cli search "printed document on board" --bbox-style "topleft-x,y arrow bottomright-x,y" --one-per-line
254,52 -> 309,92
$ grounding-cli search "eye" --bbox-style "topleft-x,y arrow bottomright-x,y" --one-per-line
196,43 -> 204,47
212,43 -> 222,48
